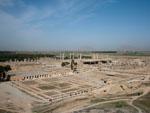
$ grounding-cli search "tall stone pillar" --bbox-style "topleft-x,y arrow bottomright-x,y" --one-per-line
70,53 -> 72,59
80,53 -> 82,60
73,53 -> 74,59
62,53 -> 64,61
60,53 -> 62,60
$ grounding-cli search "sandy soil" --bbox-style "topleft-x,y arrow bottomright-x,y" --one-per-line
0,82 -> 36,113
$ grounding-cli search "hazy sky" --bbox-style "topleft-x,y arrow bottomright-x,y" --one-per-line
0,0 -> 150,51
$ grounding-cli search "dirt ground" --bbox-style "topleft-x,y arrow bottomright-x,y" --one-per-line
0,56 -> 150,113
0,82 -> 36,113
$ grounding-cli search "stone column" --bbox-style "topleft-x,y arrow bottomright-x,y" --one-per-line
62,53 -> 64,61
60,53 -> 62,60
73,53 -> 74,59
70,53 -> 72,59
80,53 -> 82,60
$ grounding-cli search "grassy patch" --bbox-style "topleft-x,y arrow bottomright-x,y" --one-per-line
43,78 -> 59,82
38,85 -> 56,90
115,101 -> 127,108
78,101 -> 138,113
61,88 -> 78,93
133,92 -> 150,113
0,109 -> 17,113
57,83 -> 71,88
90,98 -> 106,103
44,91 -> 58,96
22,80 -> 37,85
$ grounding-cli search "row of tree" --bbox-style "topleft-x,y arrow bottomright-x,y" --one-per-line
0,53 -> 56,62
0,65 -> 11,81
0,65 -> 11,72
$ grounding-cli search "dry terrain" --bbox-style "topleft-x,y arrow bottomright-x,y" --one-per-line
0,55 -> 150,113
